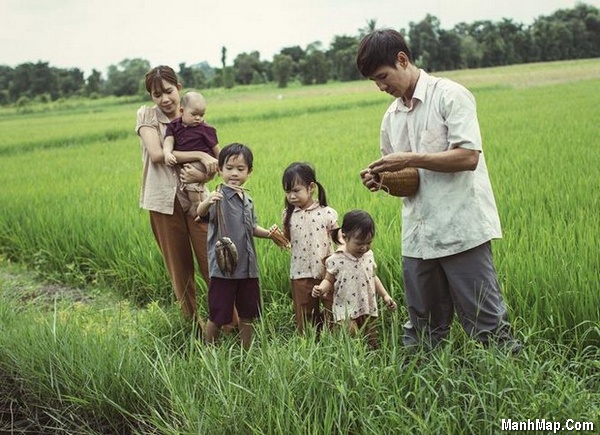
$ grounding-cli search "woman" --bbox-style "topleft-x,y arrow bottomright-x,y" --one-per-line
135,65 -> 238,331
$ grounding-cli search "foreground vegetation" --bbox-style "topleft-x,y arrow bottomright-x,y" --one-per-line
1,59 -> 599,433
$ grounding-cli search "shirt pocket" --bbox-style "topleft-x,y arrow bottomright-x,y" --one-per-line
420,127 -> 448,153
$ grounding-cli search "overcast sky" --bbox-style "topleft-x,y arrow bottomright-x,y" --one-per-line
2,0 -> 598,76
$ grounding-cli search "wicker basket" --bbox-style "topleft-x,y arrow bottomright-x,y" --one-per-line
376,168 -> 419,197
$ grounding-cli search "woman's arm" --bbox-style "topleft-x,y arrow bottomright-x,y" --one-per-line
172,150 -> 219,174
139,126 -> 165,164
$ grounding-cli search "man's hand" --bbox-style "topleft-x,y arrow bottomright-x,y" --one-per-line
359,168 -> 381,192
368,152 -> 413,174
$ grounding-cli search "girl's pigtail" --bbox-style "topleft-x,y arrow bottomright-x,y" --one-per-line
315,180 -> 328,207
283,201 -> 294,241
330,227 -> 343,245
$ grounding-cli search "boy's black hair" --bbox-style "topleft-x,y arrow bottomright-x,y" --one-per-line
331,209 -> 375,245
218,143 -> 253,170
356,29 -> 413,78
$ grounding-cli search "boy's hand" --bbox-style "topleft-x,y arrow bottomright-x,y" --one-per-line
207,191 -> 223,204
196,190 -> 222,219
268,224 -> 291,249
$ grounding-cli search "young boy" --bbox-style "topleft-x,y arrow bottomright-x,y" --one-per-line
197,143 -> 279,349
163,91 -> 219,218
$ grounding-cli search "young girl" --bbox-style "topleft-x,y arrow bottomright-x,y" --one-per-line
282,162 -> 338,334
312,210 -> 397,349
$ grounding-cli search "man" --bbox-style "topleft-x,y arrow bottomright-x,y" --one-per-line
357,29 -> 520,352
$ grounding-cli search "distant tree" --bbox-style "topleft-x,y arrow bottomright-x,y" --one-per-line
359,19 -> 378,38
583,7 -> 600,56
105,58 -> 151,96
298,43 -> 330,85
280,46 -> 305,63
233,51 -> 263,85
531,19 -> 566,61
209,68 -> 223,88
279,45 -> 306,79
259,60 -> 272,82
9,62 -> 58,101
437,29 -> 463,70
223,67 -> 235,89
194,61 -> 215,82
56,67 -> 85,97
496,19 -> 526,64
178,62 -> 206,89
480,23 -> 507,66
272,54 -> 294,88
531,3 -> 600,60
0,89 -> 9,105
328,35 -> 361,81
85,69 -> 104,96
408,14 -> 440,71
459,34 -> 483,69
217,47 -> 235,89
0,66 -> 14,104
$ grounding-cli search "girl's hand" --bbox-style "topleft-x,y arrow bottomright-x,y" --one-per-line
312,285 -> 329,298
384,296 -> 397,310
311,285 -> 323,298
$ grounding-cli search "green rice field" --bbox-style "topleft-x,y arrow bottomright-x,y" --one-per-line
0,59 -> 598,433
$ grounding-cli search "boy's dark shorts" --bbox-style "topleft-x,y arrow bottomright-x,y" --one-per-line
208,277 -> 261,326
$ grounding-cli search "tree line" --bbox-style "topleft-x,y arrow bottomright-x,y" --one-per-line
1,3 -> 598,106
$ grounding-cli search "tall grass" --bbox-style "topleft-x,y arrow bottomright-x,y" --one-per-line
1,60 -> 599,432
1,271 -> 598,433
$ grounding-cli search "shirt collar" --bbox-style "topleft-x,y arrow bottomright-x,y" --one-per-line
389,69 -> 430,112
335,248 -> 371,262
220,184 -> 248,200
293,201 -> 321,213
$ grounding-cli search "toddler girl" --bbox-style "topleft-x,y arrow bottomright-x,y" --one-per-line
282,162 -> 338,334
312,209 -> 396,349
